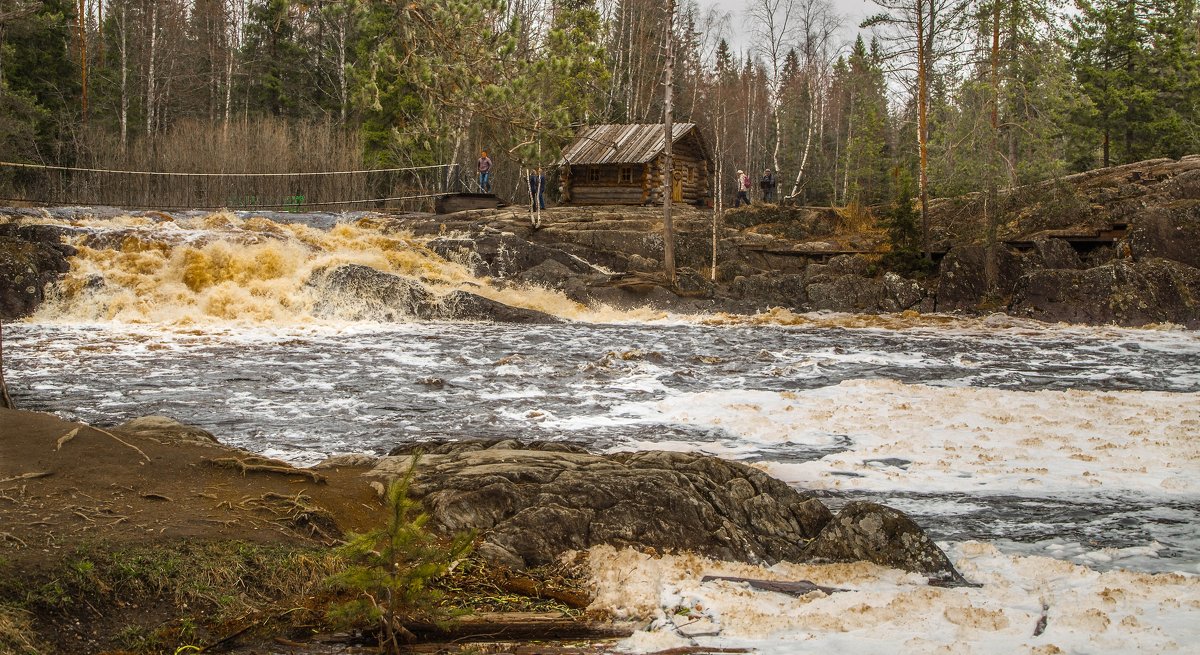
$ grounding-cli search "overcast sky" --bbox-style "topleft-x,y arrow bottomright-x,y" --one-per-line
704,0 -> 878,54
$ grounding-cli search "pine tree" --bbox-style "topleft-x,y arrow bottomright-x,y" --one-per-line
0,0 -> 79,162
242,0 -> 311,117
1070,0 -> 1200,167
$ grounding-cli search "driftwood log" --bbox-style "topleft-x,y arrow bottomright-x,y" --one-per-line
407,612 -> 637,641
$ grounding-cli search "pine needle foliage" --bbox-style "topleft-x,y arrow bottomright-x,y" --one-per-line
326,456 -> 474,653
881,168 -> 935,276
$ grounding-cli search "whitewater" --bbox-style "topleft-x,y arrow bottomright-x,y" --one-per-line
4,209 -> 1199,653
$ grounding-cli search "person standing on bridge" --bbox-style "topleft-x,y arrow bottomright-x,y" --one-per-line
477,151 -> 493,192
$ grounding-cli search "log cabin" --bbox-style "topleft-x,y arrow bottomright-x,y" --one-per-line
558,123 -> 712,206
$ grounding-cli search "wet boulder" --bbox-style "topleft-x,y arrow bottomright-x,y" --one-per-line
0,223 -> 76,319
1010,258 -> 1200,328
803,501 -> 967,584
726,273 -> 808,311
428,233 -> 596,279
308,264 -> 436,321
307,264 -> 561,324
434,290 -> 562,324
935,245 -> 1024,312
1127,204 -> 1200,268
370,442 -> 832,569
882,272 -> 928,312
114,415 -> 220,446
1029,238 -> 1085,270
806,275 -> 885,312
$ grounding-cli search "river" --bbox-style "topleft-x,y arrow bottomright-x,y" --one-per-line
5,209 -> 1199,653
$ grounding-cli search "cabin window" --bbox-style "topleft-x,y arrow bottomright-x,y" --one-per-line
588,167 -> 602,183
618,166 -> 634,183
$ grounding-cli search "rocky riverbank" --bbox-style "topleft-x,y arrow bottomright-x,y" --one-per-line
0,408 -> 961,653
2,156 -> 1198,326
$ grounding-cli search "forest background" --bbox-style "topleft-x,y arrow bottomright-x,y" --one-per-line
0,0 -> 1197,213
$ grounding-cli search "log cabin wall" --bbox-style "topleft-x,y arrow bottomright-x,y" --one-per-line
645,153 -> 709,206
559,124 -> 712,207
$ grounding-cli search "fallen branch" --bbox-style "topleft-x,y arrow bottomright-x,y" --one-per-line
406,611 -> 637,641
0,531 -> 28,547
0,471 -> 52,484
700,575 -> 850,596
85,425 -> 151,463
205,457 -> 326,484
55,427 -> 80,451
498,573 -> 592,609
648,643 -> 748,647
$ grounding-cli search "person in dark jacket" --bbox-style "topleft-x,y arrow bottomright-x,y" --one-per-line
760,168 -> 776,203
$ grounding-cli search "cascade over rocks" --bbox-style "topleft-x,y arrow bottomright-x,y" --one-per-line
368,439 -> 965,582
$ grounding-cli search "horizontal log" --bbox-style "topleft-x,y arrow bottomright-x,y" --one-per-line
408,612 -> 638,641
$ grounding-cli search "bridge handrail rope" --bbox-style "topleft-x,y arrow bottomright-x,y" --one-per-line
0,161 -> 449,177
0,160 -> 459,211
0,192 -> 449,211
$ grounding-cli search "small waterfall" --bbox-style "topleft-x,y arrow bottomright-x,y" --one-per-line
25,212 -> 605,325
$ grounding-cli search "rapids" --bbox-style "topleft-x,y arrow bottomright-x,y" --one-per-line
5,210 -> 1200,581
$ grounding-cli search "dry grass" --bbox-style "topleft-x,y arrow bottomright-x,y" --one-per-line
0,603 -> 41,655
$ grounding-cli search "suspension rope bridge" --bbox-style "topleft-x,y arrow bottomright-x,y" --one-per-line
0,160 -> 467,212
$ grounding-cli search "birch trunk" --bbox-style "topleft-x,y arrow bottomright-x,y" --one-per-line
119,2 -> 128,152
787,76 -> 816,199
145,4 -> 158,139
842,88 -> 854,203
661,0 -> 676,284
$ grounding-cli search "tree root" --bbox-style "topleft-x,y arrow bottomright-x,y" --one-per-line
54,427 -> 80,450
204,456 -> 326,484
85,425 -> 151,462
241,491 -> 340,542
0,471 -> 52,484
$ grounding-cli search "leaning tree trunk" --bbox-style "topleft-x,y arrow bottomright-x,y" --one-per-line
1,319 -> 13,409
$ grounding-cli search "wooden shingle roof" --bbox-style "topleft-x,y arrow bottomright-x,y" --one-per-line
559,123 -> 706,165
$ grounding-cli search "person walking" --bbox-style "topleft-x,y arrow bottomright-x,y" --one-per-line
735,169 -> 751,207
760,168 -> 776,204
477,151 -> 493,192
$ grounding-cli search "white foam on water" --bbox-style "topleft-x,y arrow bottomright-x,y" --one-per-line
625,379 -> 1200,498
587,543 -> 1200,654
